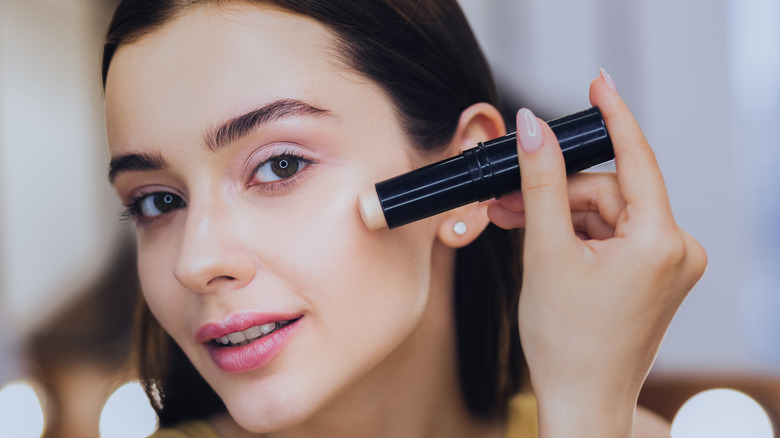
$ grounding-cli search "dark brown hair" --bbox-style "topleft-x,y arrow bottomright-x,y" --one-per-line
104,0 -> 524,426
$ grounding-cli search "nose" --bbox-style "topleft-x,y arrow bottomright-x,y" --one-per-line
173,197 -> 257,294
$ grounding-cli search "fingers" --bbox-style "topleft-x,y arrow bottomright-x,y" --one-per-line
566,173 -> 625,227
494,173 -> 626,228
494,71 -> 675,247
513,108 -> 576,249
486,202 -> 525,229
572,210 -> 615,240
488,202 -> 616,240
589,72 -> 673,223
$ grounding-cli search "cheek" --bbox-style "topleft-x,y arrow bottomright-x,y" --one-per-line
216,168 -> 436,429
260,175 -> 434,337
244,164 -> 436,375
136,234 -> 188,339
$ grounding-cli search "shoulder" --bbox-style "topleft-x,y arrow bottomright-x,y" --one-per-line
147,420 -> 221,438
634,406 -> 671,438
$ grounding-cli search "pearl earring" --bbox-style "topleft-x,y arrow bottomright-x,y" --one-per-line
453,221 -> 467,236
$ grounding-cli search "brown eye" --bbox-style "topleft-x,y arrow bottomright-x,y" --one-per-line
138,192 -> 185,217
271,157 -> 299,179
255,154 -> 309,183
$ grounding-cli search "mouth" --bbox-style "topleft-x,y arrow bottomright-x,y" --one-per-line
210,317 -> 301,348
200,314 -> 304,373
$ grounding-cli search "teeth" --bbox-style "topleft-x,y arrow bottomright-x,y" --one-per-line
215,322 -> 283,347
227,331 -> 246,344
244,325 -> 262,339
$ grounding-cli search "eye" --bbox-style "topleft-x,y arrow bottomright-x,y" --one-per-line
129,192 -> 186,219
254,153 -> 311,183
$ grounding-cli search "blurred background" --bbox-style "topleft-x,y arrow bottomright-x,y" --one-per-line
0,0 -> 778,436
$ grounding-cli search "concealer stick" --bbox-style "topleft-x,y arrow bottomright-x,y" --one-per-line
358,107 -> 614,230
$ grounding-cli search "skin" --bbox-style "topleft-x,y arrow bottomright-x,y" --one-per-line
105,3 -> 706,438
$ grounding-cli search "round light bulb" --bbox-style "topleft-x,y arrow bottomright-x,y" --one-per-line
671,388 -> 773,438
99,380 -> 158,438
0,380 -> 46,438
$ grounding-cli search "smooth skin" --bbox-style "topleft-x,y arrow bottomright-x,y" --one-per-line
105,4 -> 705,438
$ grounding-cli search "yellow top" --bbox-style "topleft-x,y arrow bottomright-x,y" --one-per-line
149,393 -> 538,438
148,419 -> 220,438
505,392 -> 539,438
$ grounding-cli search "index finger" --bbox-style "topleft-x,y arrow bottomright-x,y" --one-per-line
589,72 -> 673,221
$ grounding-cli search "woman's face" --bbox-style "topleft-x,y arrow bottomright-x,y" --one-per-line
105,4 -> 453,432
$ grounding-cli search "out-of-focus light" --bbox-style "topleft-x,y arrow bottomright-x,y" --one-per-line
0,380 -> 46,438
99,380 -> 157,438
671,388 -> 773,438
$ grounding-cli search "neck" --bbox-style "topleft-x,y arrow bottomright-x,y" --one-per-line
212,241 -> 503,438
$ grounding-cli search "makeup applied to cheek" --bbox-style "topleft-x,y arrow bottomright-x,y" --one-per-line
277,160 -> 428,277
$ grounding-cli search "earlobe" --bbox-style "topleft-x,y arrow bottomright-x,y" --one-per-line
437,207 -> 491,248
435,102 -> 505,248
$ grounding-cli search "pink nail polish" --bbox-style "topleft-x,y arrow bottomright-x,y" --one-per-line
517,108 -> 543,153
600,68 -> 617,92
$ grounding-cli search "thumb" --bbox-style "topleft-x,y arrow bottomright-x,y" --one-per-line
515,108 -> 576,250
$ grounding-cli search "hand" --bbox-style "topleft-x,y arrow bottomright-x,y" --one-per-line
487,73 -> 707,437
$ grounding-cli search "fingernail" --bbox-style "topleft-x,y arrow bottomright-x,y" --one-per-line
600,68 -> 617,92
517,108 -> 542,153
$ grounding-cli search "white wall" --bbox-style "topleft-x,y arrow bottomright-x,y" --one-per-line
728,0 -> 780,369
0,0 -> 122,376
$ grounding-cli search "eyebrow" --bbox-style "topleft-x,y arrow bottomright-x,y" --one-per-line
108,151 -> 167,184
204,98 -> 330,152
107,98 -> 329,184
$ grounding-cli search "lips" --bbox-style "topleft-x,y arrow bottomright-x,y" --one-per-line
196,312 -> 300,342
197,312 -> 303,373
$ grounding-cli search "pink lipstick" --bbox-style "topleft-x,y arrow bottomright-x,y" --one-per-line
197,313 -> 303,373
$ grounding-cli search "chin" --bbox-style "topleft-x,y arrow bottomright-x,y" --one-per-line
229,404 -> 309,433
218,377 -> 326,433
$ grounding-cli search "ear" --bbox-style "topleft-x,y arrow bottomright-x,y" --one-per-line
437,103 -> 506,248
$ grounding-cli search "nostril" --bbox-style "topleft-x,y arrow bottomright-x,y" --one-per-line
206,275 -> 237,286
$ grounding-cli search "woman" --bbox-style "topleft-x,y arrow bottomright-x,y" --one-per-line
102,0 -> 706,437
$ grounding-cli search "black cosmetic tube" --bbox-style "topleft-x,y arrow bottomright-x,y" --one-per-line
367,107 -> 614,229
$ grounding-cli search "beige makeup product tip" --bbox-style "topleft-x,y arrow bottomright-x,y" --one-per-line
357,188 -> 387,231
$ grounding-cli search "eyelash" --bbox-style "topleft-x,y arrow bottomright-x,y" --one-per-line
120,151 -> 314,227
249,150 -> 313,191
120,191 -> 182,228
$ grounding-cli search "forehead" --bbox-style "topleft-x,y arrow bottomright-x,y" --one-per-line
104,3 -> 354,151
